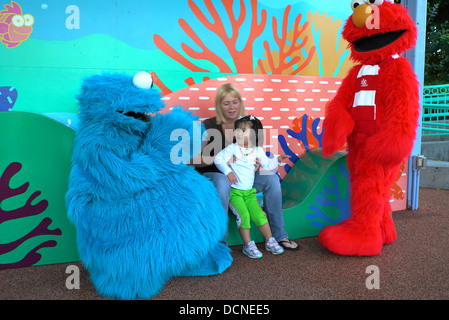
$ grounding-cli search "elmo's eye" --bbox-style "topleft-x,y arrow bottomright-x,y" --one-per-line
351,0 -> 366,10
23,14 -> 34,27
367,0 -> 384,5
12,15 -> 24,27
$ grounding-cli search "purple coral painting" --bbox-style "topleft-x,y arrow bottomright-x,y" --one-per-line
0,162 -> 62,269
0,86 -> 17,112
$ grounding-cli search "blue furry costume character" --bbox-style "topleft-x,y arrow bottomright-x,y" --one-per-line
66,72 -> 232,299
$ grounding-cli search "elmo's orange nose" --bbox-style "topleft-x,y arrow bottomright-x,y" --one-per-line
352,4 -> 375,28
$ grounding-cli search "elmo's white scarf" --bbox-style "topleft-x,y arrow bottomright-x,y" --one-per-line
352,54 -> 399,134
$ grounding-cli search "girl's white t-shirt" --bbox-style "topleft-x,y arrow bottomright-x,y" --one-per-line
214,143 -> 282,190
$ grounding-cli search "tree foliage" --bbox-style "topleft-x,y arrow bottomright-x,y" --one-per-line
425,0 -> 449,85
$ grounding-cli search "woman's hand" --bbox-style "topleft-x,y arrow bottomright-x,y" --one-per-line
254,157 -> 261,172
227,155 -> 237,166
278,155 -> 290,163
227,172 -> 238,185
187,154 -> 202,166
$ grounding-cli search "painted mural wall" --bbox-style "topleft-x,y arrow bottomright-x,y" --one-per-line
0,0 -> 410,268
1,0 -> 354,111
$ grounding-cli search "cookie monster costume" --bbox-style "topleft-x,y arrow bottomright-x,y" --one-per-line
66,72 -> 232,299
318,0 -> 420,256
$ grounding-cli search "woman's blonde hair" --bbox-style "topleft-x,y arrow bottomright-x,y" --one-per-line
215,83 -> 246,125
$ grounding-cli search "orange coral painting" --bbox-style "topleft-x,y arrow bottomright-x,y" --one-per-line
153,1 -> 352,80
152,1 -> 355,95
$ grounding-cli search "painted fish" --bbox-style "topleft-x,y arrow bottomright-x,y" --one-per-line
0,1 -> 34,48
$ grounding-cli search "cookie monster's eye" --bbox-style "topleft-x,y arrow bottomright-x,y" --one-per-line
367,0 -> 383,5
351,0 -> 366,11
133,71 -> 153,89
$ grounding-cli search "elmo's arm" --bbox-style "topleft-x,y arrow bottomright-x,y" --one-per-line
321,66 -> 359,157
362,59 -> 420,166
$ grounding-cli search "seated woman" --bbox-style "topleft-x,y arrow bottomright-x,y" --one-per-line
191,83 -> 299,251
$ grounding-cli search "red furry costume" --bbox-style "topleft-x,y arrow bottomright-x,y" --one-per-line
318,0 -> 420,256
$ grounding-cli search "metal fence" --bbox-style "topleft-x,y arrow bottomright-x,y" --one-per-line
422,84 -> 449,136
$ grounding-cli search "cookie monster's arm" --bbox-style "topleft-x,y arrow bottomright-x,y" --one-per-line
65,169 -> 93,225
321,65 -> 359,157
95,146 -> 182,193
73,135 -> 183,197
142,107 -> 204,165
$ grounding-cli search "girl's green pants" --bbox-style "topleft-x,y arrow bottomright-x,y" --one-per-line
229,187 -> 268,229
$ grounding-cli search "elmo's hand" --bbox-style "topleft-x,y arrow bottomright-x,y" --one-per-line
322,109 -> 354,157
321,66 -> 359,157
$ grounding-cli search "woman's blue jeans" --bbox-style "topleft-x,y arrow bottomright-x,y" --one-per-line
202,171 -> 288,245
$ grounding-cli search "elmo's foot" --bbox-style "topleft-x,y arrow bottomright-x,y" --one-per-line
318,220 -> 383,256
381,213 -> 397,245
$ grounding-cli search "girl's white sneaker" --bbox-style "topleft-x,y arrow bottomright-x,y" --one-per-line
242,241 -> 263,259
265,237 -> 284,255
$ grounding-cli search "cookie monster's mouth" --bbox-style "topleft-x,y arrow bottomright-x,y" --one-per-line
354,30 -> 406,52
117,110 -> 150,122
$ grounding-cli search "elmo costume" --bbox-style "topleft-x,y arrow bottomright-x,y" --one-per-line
318,0 -> 420,256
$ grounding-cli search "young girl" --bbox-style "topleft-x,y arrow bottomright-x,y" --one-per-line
214,115 -> 289,258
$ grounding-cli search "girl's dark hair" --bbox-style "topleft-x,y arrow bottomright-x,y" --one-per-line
234,115 -> 264,146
